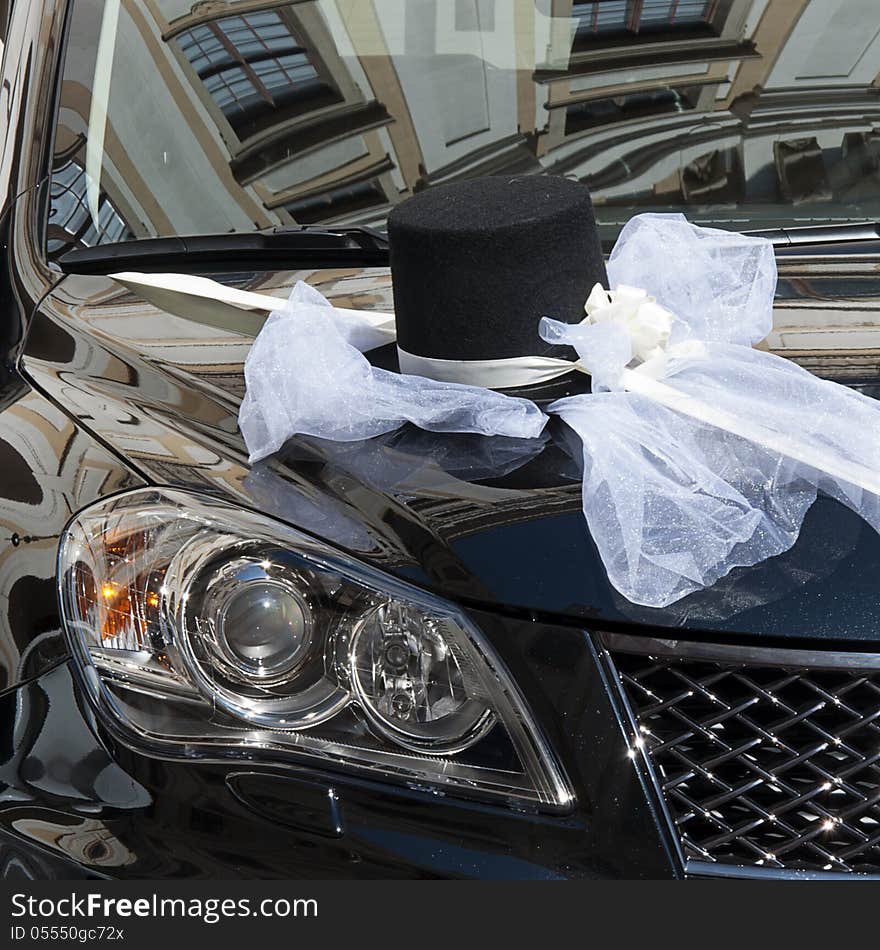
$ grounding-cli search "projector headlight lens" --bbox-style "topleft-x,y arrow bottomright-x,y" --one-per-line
349,601 -> 494,753
212,565 -> 313,679
57,488 -> 572,808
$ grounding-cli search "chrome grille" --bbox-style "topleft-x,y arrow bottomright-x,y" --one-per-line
604,634 -> 880,875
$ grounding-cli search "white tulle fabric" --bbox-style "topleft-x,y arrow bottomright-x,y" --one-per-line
541,214 -> 880,607
239,213 -> 880,608
239,281 -> 547,462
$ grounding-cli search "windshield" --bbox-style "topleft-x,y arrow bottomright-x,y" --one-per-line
47,0 -> 880,260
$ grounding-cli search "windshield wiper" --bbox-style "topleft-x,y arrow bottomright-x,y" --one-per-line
57,225 -> 390,274
60,220 -> 880,274
745,221 -> 880,251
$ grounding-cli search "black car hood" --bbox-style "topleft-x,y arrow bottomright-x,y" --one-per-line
252,424 -> 880,644
24,268 -> 880,646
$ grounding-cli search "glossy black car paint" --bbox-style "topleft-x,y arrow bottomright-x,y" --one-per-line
2,0 -> 880,879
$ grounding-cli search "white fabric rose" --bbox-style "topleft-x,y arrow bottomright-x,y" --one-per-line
583,282 -> 673,364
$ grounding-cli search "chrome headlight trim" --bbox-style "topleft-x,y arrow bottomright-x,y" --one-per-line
58,487 -> 574,810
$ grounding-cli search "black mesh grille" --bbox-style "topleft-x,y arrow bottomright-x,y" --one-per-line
606,637 -> 880,874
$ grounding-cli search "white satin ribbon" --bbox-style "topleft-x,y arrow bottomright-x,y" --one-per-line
563,284 -> 880,495
111,271 -> 396,344
109,270 -> 880,496
396,347 -> 585,387
582,282 -> 673,363
621,368 -> 880,496
112,271 -> 581,383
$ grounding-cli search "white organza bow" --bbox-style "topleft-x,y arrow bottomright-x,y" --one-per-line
581,283 -> 673,366
163,211 -> 880,609
238,281 -> 547,460
540,214 -> 880,607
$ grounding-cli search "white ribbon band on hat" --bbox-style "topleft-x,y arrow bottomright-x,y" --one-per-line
396,347 -> 585,388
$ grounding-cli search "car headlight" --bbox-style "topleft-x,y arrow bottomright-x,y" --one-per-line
57,488 -> 572,809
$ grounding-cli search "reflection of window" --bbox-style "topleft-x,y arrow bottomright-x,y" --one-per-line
47,160 -> 132,257
681,147 -> 742,204
774,138 -> 832,205
284,178 -> 386,224
261,137 -> 370,195
573,1 -> 717,39
177,10 -> 340,139
565,85 -> 701,134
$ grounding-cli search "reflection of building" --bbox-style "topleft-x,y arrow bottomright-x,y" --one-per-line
47,159 -> 132,255
47,1 -> 880,367
175,9 -> 340,141
166,2 -> 401,224
538,0 -> 880,237
538,1 -> 768,216
51,0 -> 880,251
11,817 -> 137,868
0,386 -> 138,687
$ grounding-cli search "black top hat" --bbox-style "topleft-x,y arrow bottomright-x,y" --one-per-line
387,175 -> 607,389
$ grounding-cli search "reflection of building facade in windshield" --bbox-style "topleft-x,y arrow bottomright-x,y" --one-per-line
47,159 -> 133,253
176,10 -> 338,139
48,0 -> 880,256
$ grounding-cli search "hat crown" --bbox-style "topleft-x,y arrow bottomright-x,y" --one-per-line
388,176 -> 607,381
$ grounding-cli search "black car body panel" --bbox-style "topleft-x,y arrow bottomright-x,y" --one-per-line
3,0 -> 880,880
0,622 -> 675,879
20,268 -> 880,647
